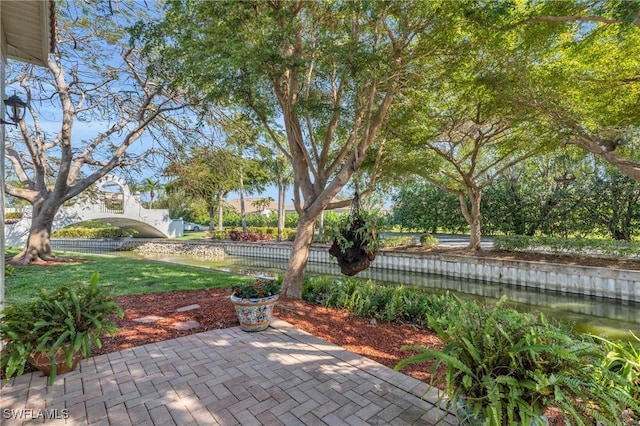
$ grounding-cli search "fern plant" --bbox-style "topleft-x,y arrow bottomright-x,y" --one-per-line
593,332 -> 640,403
396,297 -> 639,425
0,272 -> 123,385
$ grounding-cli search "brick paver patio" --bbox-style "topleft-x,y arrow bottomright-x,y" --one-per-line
1,320 -> 456,425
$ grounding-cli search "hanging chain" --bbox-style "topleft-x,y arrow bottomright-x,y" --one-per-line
349,182 -> 361,224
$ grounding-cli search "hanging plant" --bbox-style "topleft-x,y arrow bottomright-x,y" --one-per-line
328,190 -> 379,276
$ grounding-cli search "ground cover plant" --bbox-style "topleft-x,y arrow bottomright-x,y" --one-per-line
594,333 -> 640,403
398,298 -> 639,426
0,272 -> 123,385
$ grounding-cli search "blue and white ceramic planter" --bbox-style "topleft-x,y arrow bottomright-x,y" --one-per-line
230,294 -> 279,332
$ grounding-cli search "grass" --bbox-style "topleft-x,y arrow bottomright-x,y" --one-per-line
174,231 -> 209,241
4,250 -> 252,305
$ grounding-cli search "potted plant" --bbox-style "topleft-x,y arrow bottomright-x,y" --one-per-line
0,272 -> 123,385
328,190 -> 379,276
230,277 -> 280,332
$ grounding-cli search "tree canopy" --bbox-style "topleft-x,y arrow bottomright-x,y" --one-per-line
5,1 -> 192,264
135,0 -> 460,296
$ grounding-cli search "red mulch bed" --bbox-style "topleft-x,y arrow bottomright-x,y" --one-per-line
96,289 -> 444,387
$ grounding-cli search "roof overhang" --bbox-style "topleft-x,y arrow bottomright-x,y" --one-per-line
1,0 -> 55,67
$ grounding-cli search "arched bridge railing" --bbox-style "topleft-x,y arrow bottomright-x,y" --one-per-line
100,195 -> 124,214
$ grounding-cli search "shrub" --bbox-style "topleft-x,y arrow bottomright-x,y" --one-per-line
379,236 -> 414,248
228,229 -> 268,242
209,230 -> 228,240
312,233 -> 334,244
299,276 -> 640,424
0,272 -> 123,385
593,332 -> 640,402
52,226 -> 134,238
420,233 -> 438,247
396,297 -> 639,425
301,276 -> 335,303
301,276 -> 465,329
245,213 -> 273,227
284,212 -> 299,228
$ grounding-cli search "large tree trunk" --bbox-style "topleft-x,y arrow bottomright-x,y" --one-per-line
10,202 -> 59,265
281,213 -> 316,298
458,189 -> 483,251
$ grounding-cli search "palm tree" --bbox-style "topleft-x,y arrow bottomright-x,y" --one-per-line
139,178 -> 160,208
251,197 -> 275,214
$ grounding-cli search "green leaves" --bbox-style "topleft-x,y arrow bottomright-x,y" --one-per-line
0,272 -> 123,385
395,295 -> 640,425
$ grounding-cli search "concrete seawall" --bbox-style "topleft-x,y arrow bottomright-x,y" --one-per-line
218,241 -> 640,303
51,239 -> 640,303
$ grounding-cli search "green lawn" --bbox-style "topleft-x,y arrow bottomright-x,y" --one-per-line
4,252 -> 251,305
174,231 -> 209,240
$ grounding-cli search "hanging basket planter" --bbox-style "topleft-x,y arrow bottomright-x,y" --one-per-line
328,190 -> 379,276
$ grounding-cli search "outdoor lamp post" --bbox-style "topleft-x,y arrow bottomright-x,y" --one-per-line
1,91 -> 27,126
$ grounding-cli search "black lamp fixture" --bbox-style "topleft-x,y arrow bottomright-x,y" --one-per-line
1,92 -> 27,126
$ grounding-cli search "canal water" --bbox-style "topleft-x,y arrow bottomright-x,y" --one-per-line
110,251 -> 640,342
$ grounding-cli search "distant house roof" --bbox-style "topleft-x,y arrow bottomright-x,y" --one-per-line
1,0 -> 56,66
225,198 -> 296,214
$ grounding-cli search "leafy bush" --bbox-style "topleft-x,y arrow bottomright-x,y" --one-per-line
228,230 -> 265,242
244,212 -> 273,227
420,233 -> 438,247
52,226 -> 135,238
209,230 -> 228,240
312,233 -> 334,243
301,276 -> 466,329
301,276 -> 335,303
594,332 -> 640,402
0,272 -> 123,385
379,236 -> 414,248
396,297 -> 639,425
301,277 -> 639,424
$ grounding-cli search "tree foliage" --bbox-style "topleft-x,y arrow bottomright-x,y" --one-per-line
391,182 -> 466,234
470,0 -> 640,183
165,147 -> 268,229
135,0 -> 458,296
5,1 -> 191,264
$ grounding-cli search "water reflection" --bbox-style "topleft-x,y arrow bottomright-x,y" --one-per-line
113,252 -> 640,341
